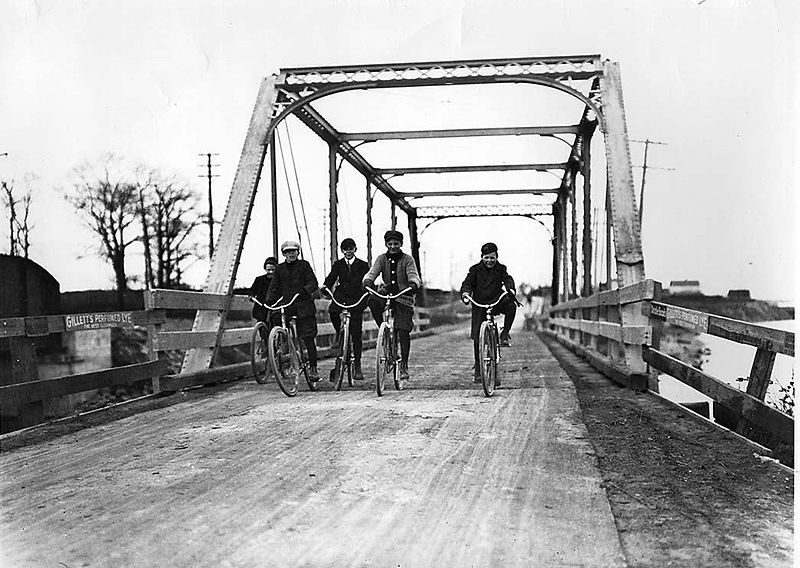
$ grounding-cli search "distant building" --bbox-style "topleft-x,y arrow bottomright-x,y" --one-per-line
727,289 -> 751,300
668,280 -> 701,295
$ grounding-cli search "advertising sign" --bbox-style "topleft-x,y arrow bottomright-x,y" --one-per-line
64,311 -> 135,331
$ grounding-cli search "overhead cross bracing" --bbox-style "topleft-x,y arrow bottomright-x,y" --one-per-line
182,55 -> 645,375
416,204 -> 552,218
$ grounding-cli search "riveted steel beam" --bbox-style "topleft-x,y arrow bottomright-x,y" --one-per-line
287,99 -> 414,214
416,204 -> 552,218
377,163 -> 568,175
340,125 -> 580,141
400,188 -> 560,198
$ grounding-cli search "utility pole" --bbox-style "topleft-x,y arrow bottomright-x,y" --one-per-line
630,139 -> 672,225
198,153 -> 220,258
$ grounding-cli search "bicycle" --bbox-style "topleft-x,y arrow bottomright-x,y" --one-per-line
249,310 -> 272,385
365,286 -> 413,396
463,288 -> 512,397
321,287 -> 369,391
249,293 -> 319,397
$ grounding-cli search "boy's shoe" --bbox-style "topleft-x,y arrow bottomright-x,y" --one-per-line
473,367 -> 481,384
309,366 -> 321,382
499,333 -> 511,347
398,361 -> 410,381
354,360 -> 364,380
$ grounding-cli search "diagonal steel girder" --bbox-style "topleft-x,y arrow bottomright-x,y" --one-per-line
287,100 -> 414,214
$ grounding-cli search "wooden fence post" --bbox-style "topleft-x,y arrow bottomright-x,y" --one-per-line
144,290 -> 163,394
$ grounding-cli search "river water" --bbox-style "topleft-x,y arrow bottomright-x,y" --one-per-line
658,320 -> 796,416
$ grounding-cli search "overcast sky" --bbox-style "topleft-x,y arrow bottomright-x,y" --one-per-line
1,0 -> 796,302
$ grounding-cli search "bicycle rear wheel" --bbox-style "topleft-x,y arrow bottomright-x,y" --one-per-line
334,322 -> 351,391
268,326 -> 299,397
250,322 -> 270,384
479,322 -> 497,397
375,324 -> 393,397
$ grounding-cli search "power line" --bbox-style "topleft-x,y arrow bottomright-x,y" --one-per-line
198,153 -> 220,258
282,122 -> 316,272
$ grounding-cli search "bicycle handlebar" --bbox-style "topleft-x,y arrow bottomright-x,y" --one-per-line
462,289 -> 511,310
248,292 -> 301,311
322,288 -> 369,310
364,286 -> 414,300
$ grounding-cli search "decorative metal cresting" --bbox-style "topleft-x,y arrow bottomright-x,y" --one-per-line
181,55 -> 644,376
270,56 -> 605,130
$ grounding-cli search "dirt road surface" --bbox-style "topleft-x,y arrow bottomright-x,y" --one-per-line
1,325 -> 626,568
1,324 -> 791,567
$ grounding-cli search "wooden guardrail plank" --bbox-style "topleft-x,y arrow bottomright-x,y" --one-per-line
650,302 -> 794,356
0,360 -> 169,407
144,289 -> 252,312
642,347 -> 792,443
0,311 -> 166,339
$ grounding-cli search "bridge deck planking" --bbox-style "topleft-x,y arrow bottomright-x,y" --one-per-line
0,327 -> 625,568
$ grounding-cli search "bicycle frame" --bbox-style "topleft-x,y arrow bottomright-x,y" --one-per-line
463,290 -> 510,397
322,288 -> 369,390
249,293 -> 316,396
365,286 -> 412,396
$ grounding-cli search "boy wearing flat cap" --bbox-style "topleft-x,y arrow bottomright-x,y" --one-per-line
250,256 -> 278,324
266,240 -> 322,382
460,242 -> 520,384
362,230 -> 421,386
321,237 -> 371,381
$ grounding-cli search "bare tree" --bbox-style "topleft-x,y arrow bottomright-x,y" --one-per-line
65,154 -> 140,307
136,168 -> 204,289
1,174 -> 35,258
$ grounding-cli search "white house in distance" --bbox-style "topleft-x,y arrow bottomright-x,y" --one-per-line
668,280 -> 702,295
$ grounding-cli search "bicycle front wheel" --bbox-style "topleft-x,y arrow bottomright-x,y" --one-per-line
268,326 -> 299,397
375,324 -> 393,397
335,322 -> 351,391
250,322 -> 270,384
294,331 -> 317,392
479,322 -> 497,397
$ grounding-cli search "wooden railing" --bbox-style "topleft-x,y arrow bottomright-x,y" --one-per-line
543,279 -> 794,454
144,289 -> 431,392
644,302 -> 794,449
0,290 -> 431,430
544,279 -> 660,389
0,309 -> 168,430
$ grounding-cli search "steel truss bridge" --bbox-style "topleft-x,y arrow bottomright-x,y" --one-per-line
185,55 -> 644,374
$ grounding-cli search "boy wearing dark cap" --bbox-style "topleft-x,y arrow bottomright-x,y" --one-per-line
460,242 -> 519,384
266,240 -> 322,382
321,238 -> 371,380
362,230 -> 421,387
250,256 -> 278,323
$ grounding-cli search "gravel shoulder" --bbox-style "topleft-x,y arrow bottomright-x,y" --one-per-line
540,334 -> 793,568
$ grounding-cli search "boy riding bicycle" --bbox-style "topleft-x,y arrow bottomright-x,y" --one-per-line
265,240 -> 322,382
362,230 -> 421,384
250,256 -> 278,325
460,242 -> 520,384
321,237 -> 371,381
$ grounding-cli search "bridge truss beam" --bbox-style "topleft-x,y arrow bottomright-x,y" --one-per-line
400,188 -> 560,198
416,204 -> 552,218
339,125 -> 580,141
376,163 -> 568,175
